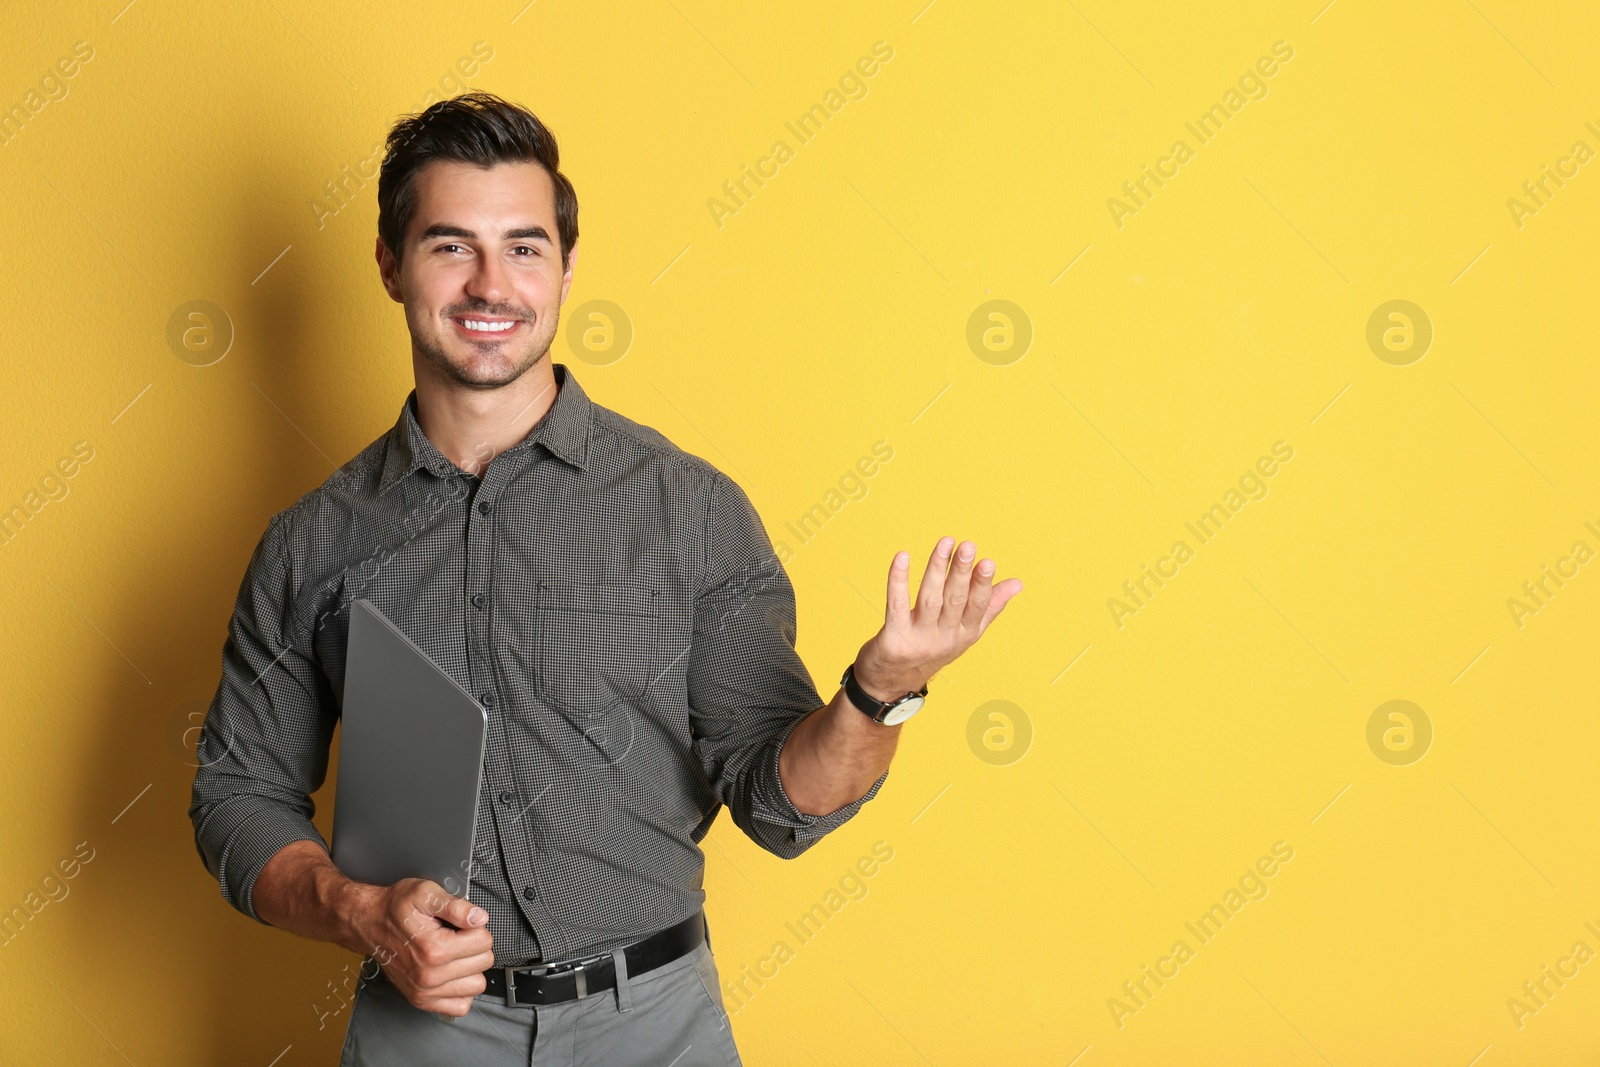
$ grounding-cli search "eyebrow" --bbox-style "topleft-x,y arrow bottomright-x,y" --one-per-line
419,223 -> 553,246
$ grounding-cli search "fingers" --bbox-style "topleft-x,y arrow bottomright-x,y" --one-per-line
405,934 -> 496,1016
940,540 -> 977,630
421,986 -> 483,1018
893,536 -> 1022,639
945,541 -> 1022,635
414,880 -> 487,931
961,553 -> 996,631
415,944 -> 496,994
916,536 -> 955,617
885,549 -> 911,628
976,576 -> 1025,635
435,923 -> 495,957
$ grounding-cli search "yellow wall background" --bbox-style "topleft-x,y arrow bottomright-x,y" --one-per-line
2,1 -> 1597,1063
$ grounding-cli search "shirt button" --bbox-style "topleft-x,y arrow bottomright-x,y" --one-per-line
499,790 -> 514,805
477,500 -> 491,515
471,593 -> 487,610
522,885 -> 537,901
482,691 -> 496,707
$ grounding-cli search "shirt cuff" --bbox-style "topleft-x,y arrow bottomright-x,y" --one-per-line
759,715 -> 890,850
200,801 -> 330,925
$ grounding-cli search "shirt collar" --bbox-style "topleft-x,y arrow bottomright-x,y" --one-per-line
378,360 -> 593,494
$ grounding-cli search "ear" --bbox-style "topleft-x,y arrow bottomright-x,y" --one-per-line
375,238 -> 403,303
559,239 -> 579,305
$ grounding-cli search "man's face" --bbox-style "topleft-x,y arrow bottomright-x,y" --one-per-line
378,159 -> 576,390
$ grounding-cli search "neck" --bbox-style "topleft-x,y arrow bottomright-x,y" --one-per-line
411,355 -> 559,477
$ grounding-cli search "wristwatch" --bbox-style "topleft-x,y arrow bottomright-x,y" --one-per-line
840,662 -> 929,725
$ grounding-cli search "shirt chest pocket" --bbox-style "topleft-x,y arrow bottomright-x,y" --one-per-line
535,579 -> 662,716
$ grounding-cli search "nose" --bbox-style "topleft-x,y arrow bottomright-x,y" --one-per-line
464,249 -> 511,307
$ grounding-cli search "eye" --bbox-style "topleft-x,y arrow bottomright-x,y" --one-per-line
511,245 -> 540,257
436,243 -> 467,254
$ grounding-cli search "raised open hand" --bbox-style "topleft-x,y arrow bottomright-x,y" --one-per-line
853,536 -> 1024,700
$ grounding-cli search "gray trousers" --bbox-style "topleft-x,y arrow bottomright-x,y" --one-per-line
338,938 -> 744,1066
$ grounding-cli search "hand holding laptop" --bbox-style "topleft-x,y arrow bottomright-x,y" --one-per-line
343,875 -> 494,1019
330,600 -> 493,1018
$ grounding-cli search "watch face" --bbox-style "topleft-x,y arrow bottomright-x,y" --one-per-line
881,695 -> 924,725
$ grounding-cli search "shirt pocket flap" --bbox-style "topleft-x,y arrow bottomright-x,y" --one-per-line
535,579 -> 661,716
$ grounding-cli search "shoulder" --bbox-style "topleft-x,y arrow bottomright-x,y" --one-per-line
581,399 -> 774,566
261,428 -> 391,553
585,397 -> 729,495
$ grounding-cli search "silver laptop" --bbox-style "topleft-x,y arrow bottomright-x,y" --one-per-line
330,599 -> 487,900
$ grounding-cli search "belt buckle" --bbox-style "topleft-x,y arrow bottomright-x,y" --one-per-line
503,952 -> 607,1006
503,961 -> 552,1008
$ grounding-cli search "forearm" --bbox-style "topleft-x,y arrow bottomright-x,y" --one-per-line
252,839 -> 380,957
778,682 -> 904,816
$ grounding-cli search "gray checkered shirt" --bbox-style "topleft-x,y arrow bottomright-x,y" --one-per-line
188,360 -> 886,965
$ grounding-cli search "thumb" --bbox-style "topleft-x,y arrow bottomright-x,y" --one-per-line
417,881 -> 488,929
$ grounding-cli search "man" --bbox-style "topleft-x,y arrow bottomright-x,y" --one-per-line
188,91 -> 1022,1064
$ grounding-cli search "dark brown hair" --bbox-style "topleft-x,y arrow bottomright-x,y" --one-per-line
376,91 -> 578,272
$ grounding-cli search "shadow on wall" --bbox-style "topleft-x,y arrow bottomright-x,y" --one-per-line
57,130 -> 382,1060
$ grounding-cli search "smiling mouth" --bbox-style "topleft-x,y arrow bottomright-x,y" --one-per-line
452,315 -> 525,338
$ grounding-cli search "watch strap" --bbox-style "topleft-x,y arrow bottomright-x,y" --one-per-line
841,662 -> 927,723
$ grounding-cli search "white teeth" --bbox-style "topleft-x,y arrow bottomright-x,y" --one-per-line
461,319 -> 517,332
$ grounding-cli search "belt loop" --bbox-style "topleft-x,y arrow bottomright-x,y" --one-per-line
611,945 -> 633,1013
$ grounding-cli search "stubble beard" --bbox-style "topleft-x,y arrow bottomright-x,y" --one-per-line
414,305 -> 560,391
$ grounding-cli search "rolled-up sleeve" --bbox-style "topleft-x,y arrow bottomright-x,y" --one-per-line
188,509 -> 340,924
687,473 -> 887,859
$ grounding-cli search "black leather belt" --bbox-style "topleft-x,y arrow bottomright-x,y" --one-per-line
481,908 -> 706,1008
